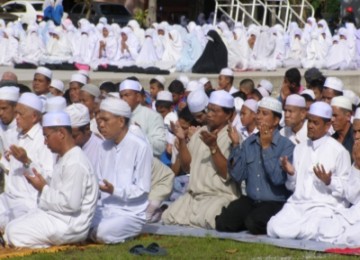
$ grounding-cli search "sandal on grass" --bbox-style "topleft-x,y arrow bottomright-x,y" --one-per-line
142,242 -> 167,256
129,244 -> 145,255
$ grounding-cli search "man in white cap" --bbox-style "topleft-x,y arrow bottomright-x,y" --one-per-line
218,68 -> 238,95
267,101 -> 351,240
149,75 -> 165,110
322,77 -> 343,104
65,103 -> 103,169
89,97 -> 152,244
32,67 -> 52,96
0,93 -> 54,233
162,90 -> 239,229
49,79 -> 64,97
5,111 -> 98,248
0,86 -> 19,154
239,99 -> 258,141
280,94 -> 308,144
187,89 -> 208,126
257,79 -> 273,95
69,73 -> 87,104
331,96 -> 354,157
239,79 -> 255,99
215,97 -> 294,234
80,84 -> 101,136
119,79 -> 166,157
353,108 -> 360,143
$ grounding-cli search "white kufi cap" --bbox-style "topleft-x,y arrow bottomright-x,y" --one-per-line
45,96 -> 67,112
156,90 -> 173,102
220,67 -> 233,77
18,93 -> 43,112
285,94 -> 306,108
42,111 -> 71,127
81,84 -> 101,98
50,79 -> 64,92
259,79 -> 273,94
243,99 -> 258,113
0,86 -> 19,102
35,66 -> 52,79
70,73 -> 87,85
100,97 -> 132,118
324,77 -> 343,93
154,75 -> 166,85
257,86 -> 269,98
301,89 -> 315,100
258,97 -> 282,114
119,79 -> 142,92
187,90 -> 209,113
65,103 -> 90,127
186,80 -> 204,92
354,107 -> 360,120
209,90 -> 234,108
331,96 -> 352,111
308,101 -> 332,119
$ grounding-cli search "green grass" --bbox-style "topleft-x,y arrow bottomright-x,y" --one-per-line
10,234 -> 359,259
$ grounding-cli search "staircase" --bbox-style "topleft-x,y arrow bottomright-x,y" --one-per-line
213,0 -> 315,30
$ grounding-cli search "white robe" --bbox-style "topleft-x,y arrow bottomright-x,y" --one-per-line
267,135 -> 351,240
90,131 -> 152,244
5,146 -> 98,248
279,120 -> 308,145
0,36 -> 18,66
0,123 -> 54,232
82,133 -> 103,170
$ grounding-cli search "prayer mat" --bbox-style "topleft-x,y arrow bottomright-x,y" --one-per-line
142,223 -> 358,254
0,243 -> 101,259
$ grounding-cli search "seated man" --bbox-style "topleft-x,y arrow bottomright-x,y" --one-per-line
267,101 -> 351,240
215,97 -> 294,234
89,97 -> 152,244
162,90 -> 239,229
5,111 -> 98,248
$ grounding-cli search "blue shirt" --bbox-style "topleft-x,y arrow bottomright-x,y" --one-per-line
228,129 -> 294,202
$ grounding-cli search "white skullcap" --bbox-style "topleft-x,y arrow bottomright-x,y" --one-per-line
220,67 -> 234,77
78,70 -> 90,78
187,90 -> 209,113
258,97 -> 282,114
209,90 -> 234,108
42,111 -> 71,127
164,112 -> 178,127
234,97 -> 244,113
243,99 -> 258,113
257,86 -> 270,98
50,79 -> 64,92
107,92 -> 119,98
35,66 -> 52,79
70,73 -> 87,85
81,84 -> 101,98
343,89 -> 359,106
119,79 -> 142,92
0,86 -> 19,102
177,75 -> 189,87
285,94 -> 306,108
198,77 -> 209,85
301,89 -> 315,100
18,93 -> 42,112
156,90 -> 173,102
65,103 -> 90,127
331,96 -> 352,111
259,79 -> 273,94
354,107 -> 360,120
308,101 -> 332,119
100,97 -> 131,118
186,80 -> 204,92
324,77 -> 344,93
45,96 -> 67,112
154,75 -> 166,85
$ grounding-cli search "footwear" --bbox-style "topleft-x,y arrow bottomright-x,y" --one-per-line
142,242 -> 167,256
129,244 -> 145,255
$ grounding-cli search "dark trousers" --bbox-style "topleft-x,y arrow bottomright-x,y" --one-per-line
215,196 -> 284,234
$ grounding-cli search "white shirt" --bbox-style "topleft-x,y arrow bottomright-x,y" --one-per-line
96,131 -> 153,214
280,120 -> 308,144
39,146 -> 98,237
82,133 -> 103,170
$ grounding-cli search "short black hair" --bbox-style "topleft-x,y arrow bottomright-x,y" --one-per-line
308,78 -> 325,92
285,68 -> 301,87
99,81 -> 117,93
150,79 -> 164,90
168,80 -> 185,94
78,123 -> 90,133
155,100 -> 172,109
126,76 -> 140,82
178,106 -> 202,127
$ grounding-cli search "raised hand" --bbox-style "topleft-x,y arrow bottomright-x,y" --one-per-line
258,123 -> 273,149
99,179 -> 114,194
313,163 -> 332,186
280,156 -> 295,176
227,121 -> 240,147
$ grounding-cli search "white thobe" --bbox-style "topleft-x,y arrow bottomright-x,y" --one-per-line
82,133 -> 103,170
90,131 -> 153,244
0,123 -> 54,231
5,146 -> 99,248
0,119 -> 17,155
131,105 -> 166,157
280,120 -> 308,144
267,135 -> 351,240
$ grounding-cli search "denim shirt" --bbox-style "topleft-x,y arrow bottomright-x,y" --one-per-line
228,129 -> 294,202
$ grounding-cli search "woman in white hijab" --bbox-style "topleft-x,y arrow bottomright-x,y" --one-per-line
156,29 -> 183,71
135,28 -> 159,68
301,29 -> 327,69
16,24 -> 45,65
0,27 -> 19,66
127,19 -> 145,45
116,26 -> 140,68
40,26 -> 72,65
283,28 -> 304,68
228,28 -> 250,70
94,24 -> 119,68
72,22 -> 98,67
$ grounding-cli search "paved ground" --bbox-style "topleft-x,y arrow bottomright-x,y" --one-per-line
1,67 -> 360,96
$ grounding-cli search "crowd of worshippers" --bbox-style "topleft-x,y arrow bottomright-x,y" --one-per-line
1,64 -> 360,248
1,15 -> 360,72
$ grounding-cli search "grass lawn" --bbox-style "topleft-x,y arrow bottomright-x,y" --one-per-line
8,234 -> 359,259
